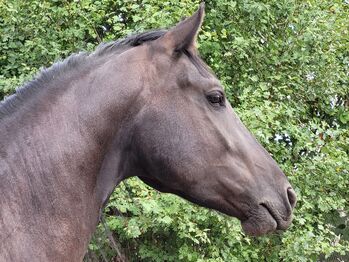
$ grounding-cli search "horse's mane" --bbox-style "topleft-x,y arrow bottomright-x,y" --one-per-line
95,30 -> 167,56
0,29 -> 209,120
0,30 -> 167,120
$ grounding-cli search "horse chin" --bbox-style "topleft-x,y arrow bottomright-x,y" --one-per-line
241,217 -> 277,236
241,209 -> 278,236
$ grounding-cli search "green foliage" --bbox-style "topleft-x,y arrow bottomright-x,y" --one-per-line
1,0 -> 348,261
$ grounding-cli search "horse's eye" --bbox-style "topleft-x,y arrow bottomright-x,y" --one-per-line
206,91 -> 225,107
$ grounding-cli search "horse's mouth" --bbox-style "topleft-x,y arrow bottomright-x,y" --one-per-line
260,203 -> 281,229
240,203 -> 292,236
261,202 -> 293,231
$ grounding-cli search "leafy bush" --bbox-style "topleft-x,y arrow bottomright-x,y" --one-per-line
1,0 -> 348,261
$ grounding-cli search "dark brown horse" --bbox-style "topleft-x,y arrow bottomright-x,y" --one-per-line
0,4 -> 296,261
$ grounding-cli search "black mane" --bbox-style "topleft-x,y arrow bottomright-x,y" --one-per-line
95,30 -> 167,56
0,29 -> 210,120
0,30 -> 167,119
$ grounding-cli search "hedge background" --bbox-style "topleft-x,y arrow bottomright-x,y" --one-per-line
1,0 -> 348,261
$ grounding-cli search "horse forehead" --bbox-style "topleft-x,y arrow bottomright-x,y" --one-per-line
144,46 -> 220,88
185,67 -> 220,88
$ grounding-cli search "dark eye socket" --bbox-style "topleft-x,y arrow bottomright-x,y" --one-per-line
206,91 -> 225,107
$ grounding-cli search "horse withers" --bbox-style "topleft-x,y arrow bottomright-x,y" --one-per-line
0,3 -> 296,261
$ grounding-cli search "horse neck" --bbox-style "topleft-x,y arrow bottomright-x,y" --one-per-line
0,48 -> 147,260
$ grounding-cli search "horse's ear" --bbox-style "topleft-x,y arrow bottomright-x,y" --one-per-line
158,3 -> 205,52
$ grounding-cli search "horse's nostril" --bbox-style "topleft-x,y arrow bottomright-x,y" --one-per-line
287,187 -> 297,209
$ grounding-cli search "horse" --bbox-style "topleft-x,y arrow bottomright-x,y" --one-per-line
0,4 -> 296,261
